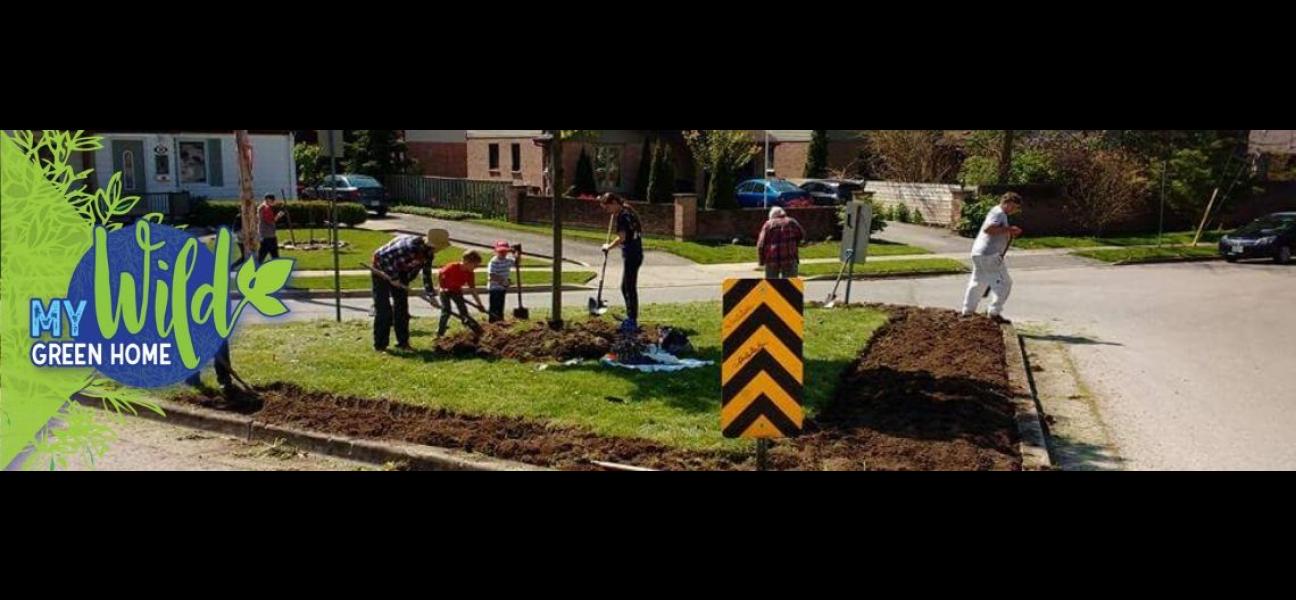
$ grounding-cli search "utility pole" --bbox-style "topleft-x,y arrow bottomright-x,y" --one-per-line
548,130 -> 564,330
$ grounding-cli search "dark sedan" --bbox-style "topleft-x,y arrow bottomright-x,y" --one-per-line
1219,212 -> 1295,264
305,173 -> 390,216
800,179 -> 863,206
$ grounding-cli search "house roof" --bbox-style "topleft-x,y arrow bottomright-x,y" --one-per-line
85,130 -> 292,136
1250,130 -> 1296,155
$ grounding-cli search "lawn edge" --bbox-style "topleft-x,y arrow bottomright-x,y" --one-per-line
1001,324 -> 1053,471
71,394 -> 550,472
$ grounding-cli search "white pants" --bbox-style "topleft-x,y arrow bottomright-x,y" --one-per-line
961,255 -> 1012,317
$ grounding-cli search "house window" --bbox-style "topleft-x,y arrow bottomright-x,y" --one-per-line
594,145 -> 622,191
488,143 -> 500,171
122,150 -> 136,191
179,141 -> 208,184
511,143 -> 521,173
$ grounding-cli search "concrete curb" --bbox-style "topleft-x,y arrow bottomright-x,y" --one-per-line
72,394 -> 550,472
1109,256 -> 1223,266
237,284 -> 592,301
1001,324 -> 1053,471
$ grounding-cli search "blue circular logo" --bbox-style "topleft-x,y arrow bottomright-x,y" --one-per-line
66,224 -> 228,388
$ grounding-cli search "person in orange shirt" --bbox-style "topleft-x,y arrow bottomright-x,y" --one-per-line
437,250 -> 486,337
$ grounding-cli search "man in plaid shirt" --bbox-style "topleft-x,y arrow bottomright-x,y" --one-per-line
371,229 -> 451,351
757,207 -> 805,279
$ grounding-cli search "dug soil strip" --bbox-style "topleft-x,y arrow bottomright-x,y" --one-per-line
118,307 -> 1026,471
788,305 -> 1023,471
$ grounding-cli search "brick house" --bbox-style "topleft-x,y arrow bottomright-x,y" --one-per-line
403,130 -> 468,178
462,130 -> 870,200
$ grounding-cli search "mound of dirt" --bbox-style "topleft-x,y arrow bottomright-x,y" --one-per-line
174,382 -> 746,471
433,319 -> 659,362
794,305 -> 1021,471
173,306 -> 1022,471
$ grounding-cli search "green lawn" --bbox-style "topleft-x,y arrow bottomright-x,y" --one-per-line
1014,230 -> 1225,250
471,219 -> 928,264
1074,245 -> 1221,264
789,258 -> 969,279
178,302 -> 889,452
287,270 -> 597,291
214,228 -> 547,271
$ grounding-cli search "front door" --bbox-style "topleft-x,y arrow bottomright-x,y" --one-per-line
111,140 -> 146,196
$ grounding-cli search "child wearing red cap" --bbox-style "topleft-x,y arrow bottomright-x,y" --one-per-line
486,241 -> 518,323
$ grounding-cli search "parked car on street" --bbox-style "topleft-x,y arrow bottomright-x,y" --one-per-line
736,179 -> 813,209
799,179 -> 863,206
1219,212 -> 1296,264
304,174 -> 390,216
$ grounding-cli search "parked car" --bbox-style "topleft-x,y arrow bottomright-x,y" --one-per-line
799,179 -> 863,206
735,179 -> 813,209
305,174 -> 390,216
1219,212 -> 1295,264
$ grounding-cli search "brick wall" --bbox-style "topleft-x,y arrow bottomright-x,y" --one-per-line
695,206 -> 841,243
509,192 -> 840,243
866,181 -> 968,226
407,142 -> 467,178
514,194 -> 677,235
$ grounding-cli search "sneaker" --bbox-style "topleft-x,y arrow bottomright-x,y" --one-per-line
395,344 -> 415,351
989,314 -> 1012,325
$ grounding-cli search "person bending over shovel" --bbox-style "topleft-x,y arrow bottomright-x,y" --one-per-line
437,250 -> 487,337
372,229 -> 451,352
960,192 -> 1023,324
600,193 -> 644,329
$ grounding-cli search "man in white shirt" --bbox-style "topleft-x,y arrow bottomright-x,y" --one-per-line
961,192 -> 1023,323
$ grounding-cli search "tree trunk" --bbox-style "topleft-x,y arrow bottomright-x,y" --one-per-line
997,130 -> 1015,185
235,130 -> 258,255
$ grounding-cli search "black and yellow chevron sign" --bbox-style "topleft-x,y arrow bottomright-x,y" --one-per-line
721,278 -> 804,439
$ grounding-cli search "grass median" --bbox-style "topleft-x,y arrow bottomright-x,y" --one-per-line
286,269 -> 597,291
471,219 -> 928,264
1074,245 -> 1220,264
788,258 -> 969,279
176,302 -> 888,452
1014,230 -> 1225,250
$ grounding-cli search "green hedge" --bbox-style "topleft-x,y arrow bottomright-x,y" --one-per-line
187,200 -> 368,228
389,205 -> 483,221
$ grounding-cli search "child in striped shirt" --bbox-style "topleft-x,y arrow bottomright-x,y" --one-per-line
487,241 -> 518,323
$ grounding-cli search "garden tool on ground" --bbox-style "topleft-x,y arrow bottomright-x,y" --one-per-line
588,214 -> 616,317
823,249 -> 855,309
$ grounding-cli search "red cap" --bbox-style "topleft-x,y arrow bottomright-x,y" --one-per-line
493,240 -> 512,252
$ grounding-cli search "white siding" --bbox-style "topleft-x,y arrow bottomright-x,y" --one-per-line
92,132 -> 296,199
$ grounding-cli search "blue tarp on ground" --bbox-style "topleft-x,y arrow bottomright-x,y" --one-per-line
599,345 -> 713,373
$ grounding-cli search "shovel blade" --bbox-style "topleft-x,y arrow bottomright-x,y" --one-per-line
513,308 -> 531,320
588,297 -> 608,316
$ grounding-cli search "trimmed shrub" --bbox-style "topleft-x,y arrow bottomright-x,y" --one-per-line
957,194 -> 1000,238
187,200 -> 368,228
390,205 -> 483,221
895,203 -> 912,223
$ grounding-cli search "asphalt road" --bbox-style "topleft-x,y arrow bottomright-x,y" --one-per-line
254,258 -> 1295,470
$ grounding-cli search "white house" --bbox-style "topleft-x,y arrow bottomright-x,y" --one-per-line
82,130 -> 299,206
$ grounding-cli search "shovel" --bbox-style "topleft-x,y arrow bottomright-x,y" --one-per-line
589,214 -> 616,317
823,249 -> 854,309
511,244 -> 529,320
360,262 -> 485,336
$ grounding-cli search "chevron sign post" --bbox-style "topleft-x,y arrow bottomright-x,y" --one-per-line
721,278 -> 805,469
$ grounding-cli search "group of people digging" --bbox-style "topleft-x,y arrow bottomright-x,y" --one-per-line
366,192 -> 646,352
755,192 -> 1024,322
